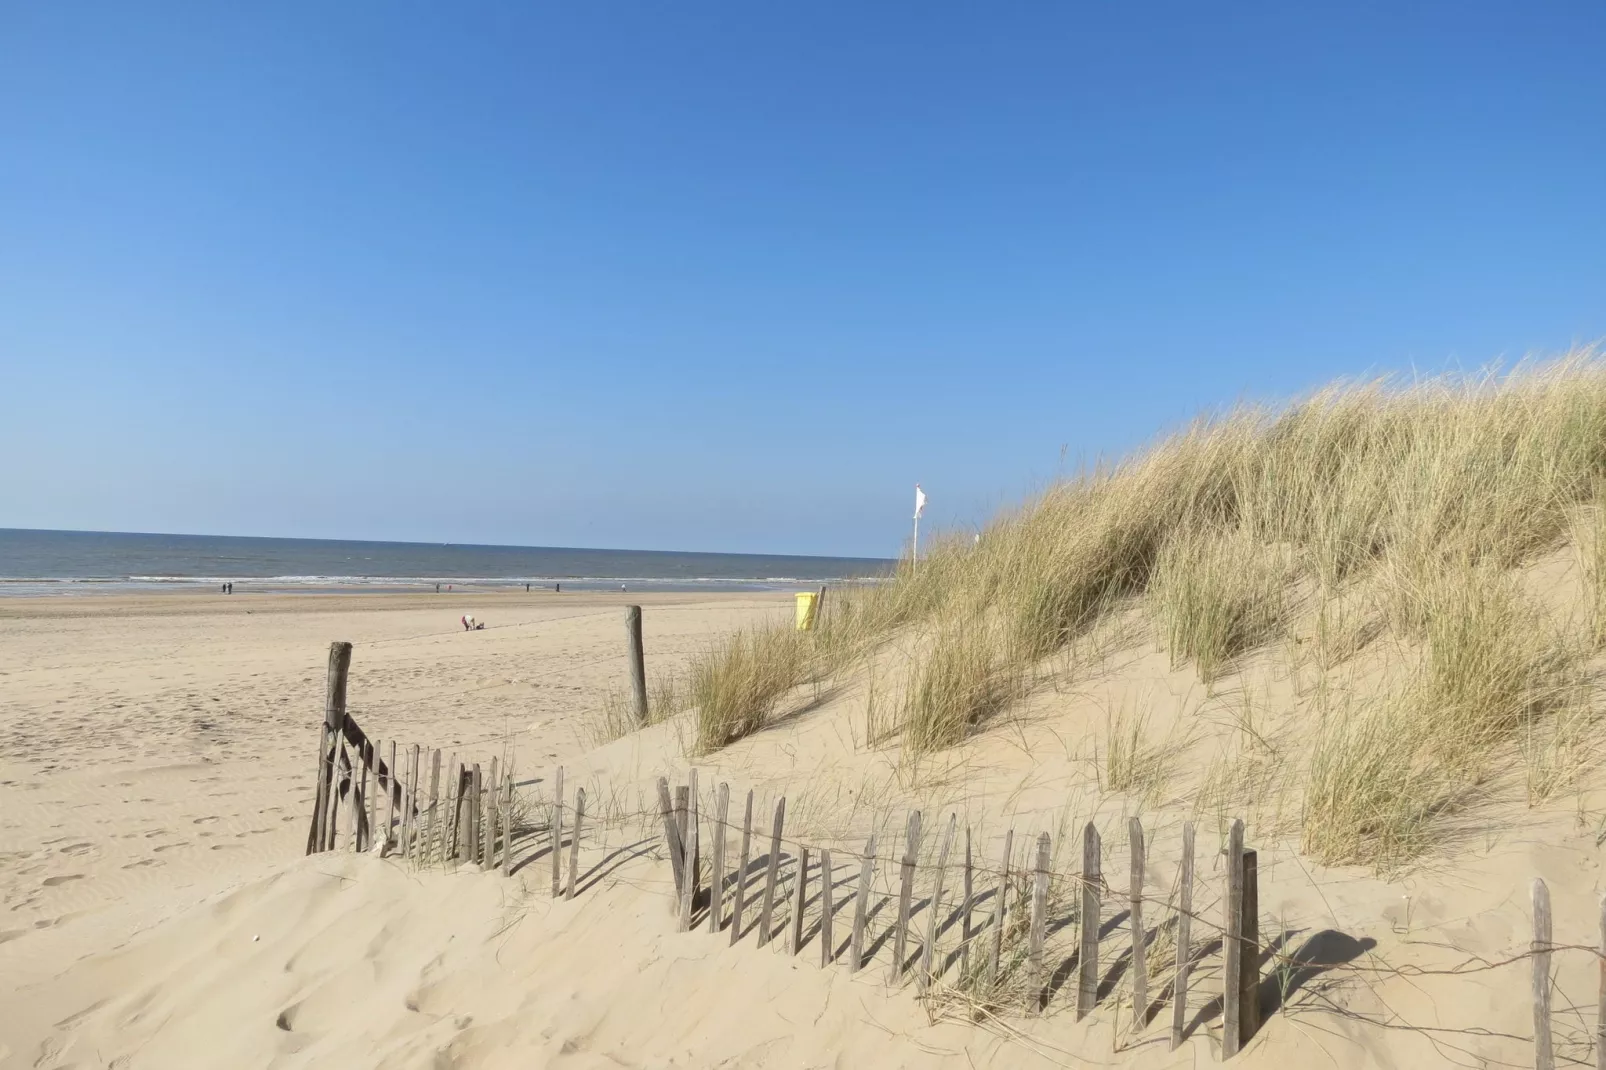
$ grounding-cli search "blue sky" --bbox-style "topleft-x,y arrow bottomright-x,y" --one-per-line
3,4 -> 1602,558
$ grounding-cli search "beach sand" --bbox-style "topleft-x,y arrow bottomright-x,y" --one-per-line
2,589 -> 1601,1068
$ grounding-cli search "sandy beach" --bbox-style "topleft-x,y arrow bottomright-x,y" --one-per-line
0,591 -> 785,991
5,581 -> 1605,1068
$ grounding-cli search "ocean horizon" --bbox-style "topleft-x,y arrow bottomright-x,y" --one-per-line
0,528 -> 896,596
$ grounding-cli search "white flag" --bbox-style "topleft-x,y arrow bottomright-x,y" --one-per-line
914,484 -> 928,520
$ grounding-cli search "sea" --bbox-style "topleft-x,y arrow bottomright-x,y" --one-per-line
0,528 -> 895,597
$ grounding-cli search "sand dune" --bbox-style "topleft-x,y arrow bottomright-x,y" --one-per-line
3,588 -> 1602,1068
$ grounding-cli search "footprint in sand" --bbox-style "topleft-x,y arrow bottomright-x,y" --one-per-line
210,843 -> 242,851
42,874 -> 84,887
122,859 -> 162,869
153,843 -> 189,853
193,816 -> 219,825
58,843 -> 93,856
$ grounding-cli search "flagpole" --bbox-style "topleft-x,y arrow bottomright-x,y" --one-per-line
912,513 -> 920,567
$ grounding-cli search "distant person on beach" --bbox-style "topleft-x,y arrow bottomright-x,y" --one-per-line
555,583 -> 560,593
435,583 -> 440,593
525,583 -> 530,592
461,614 -> 477,631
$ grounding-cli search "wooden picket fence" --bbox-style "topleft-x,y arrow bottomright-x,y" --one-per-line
305,640 -> 518,872
652,770 -> 1271,1056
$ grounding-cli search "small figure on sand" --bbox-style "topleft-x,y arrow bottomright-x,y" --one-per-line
461,614 -> 485,631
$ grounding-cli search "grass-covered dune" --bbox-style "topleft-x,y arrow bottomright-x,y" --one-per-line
666,350 -> 1606,870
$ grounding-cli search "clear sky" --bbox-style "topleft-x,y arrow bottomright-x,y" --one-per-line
3,4 -> 1602,558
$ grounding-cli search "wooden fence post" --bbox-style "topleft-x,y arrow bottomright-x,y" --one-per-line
411,746 -> 423,858
448,759 -> 465,863
406,745 -> 421,858
820,848 -> 835,967
850,834 -> 877,972
1129,817 -> 1148,1028
1028,831 -> 1051,1013
730,790 -> 753,945
790,846 -> 809,955
422,749 -> 441,863
395,745 -> 410,858
709,783 -> 729,933
923,815 -> 957,990
656,776 -> 686,898
1172,820 -> 1195,1051
326,743 -> 346,850
386,741 -> 399,852
674,786 -> 689,853
502,770 -> 515,876
565,788 -> 585,899
758,797 -> 786,948
891,810 -> 923,982
470,764 -> 484,863
960,825 -> 974,979
1223,819 -> 1245,1057
1078,822 -> 1101,1019
362,742 -> 374,848
625,606 -> 648,726
679,770 -> 699,931
346,744 -> 362,851
1596,894 -> 1605,1070
551,766 -> 565,897
1240,848 -> 1260,1046
1534,878 -> 1554,1070
481,756 -> 497,867
987,829 -> 1014,987
306,641 -> 352,854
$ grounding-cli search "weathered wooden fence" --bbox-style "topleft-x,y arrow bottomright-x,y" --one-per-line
653,771 -> 1272,1055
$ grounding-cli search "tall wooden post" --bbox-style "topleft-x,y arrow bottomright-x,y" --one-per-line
625,606 -> 648,726
306,641 -> 352,854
